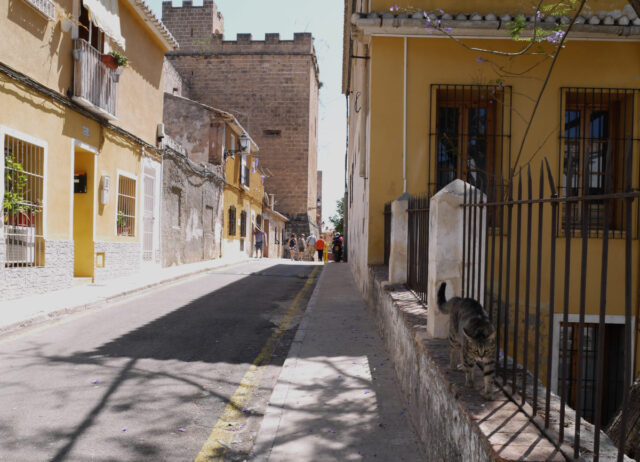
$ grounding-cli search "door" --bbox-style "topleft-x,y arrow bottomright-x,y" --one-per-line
73,149 -> 95,278
142,166 -> 156,264
264,218 -> 270,258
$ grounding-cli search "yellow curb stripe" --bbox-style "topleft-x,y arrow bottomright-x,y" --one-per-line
194,266 -> 319,462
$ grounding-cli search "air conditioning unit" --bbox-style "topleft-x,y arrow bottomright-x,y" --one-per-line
5,225 -> 36,265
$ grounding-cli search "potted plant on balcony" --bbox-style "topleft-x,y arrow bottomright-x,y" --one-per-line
117,210 -> 129,236
102,51 -> 129,81
3,153 -> 39,227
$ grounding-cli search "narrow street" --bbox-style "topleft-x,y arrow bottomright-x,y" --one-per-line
0,260 -> 319,462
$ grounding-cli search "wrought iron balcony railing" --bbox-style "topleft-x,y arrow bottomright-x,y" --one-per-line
72,39 -> 118,120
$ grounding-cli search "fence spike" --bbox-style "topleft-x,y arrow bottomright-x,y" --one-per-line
544,157 -> 557,197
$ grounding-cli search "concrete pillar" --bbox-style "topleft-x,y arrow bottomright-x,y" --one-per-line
389,192 -> 412,284
427,180 -> 485,338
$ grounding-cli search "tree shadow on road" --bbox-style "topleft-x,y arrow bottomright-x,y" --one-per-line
0,263 -> 318,461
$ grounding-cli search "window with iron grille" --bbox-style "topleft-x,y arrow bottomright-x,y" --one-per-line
558,322 -> 625,427
240,210 -> 247,237
429,84 -> 512,194
3,134 -> 45,267
228,206 -> 236,236
560,88 -> 639,236
117,174 -> 136,236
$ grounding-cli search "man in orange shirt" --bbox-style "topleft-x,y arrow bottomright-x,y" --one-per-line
315,236 -> 326,262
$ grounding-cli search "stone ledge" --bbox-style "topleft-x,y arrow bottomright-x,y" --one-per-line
365,265 -> 566,462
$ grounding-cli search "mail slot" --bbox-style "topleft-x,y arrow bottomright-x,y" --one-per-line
74,172 -> 87,193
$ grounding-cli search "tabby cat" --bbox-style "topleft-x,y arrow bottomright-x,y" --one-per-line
437,282 -> 496,399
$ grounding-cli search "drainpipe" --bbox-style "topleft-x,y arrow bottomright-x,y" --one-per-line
403,36 -> 407,193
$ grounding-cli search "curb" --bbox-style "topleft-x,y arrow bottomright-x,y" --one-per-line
249,264 -> 327,462
0,258 -> 251,338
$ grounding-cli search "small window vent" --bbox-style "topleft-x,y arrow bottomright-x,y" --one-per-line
263,129 -> 282,137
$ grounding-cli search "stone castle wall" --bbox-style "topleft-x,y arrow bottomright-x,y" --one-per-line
161,0 -> 224,52
161,2 -> 320,234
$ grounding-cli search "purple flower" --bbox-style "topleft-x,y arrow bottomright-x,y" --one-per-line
476,56 -> 485,63
546,30 -> 565,44
177,428 -> 186,432
438,8 -> 445,14
328,429 -> 336,433
91,379 -> 99,385
389,3 -> 399,12
444,27 -> 452,33
364,390 -> 371,394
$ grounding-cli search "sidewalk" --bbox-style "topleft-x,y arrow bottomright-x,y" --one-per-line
250,263 -> 423,461
0,255 -> 250,335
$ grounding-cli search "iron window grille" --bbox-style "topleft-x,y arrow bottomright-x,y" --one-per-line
3,134 -> 45,267
228,206 -> 236,236
559,88 -> 640,238
429,84 -> 512,196
117,175 -> 136,236
240,210 -> 247,237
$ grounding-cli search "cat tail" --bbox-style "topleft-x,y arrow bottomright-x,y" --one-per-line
437,282 -> 449,313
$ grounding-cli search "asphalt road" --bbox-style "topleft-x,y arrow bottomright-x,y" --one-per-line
0,260 -> 319,462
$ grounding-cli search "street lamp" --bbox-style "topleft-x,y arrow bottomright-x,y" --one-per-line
316,198 -> 322,208
224,133 -> 250,160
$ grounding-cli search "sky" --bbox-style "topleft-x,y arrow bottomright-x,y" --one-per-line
148,0 -> 347,226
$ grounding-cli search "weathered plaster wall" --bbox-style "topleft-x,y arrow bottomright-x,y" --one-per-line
161,149 -> 224,267
163,60 -> 190,98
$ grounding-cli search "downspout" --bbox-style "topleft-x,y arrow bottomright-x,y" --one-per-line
403,36 -> 407,193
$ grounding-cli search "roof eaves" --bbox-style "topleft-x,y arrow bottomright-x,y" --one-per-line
353,11 -> 640,38
125,0 -> 179,51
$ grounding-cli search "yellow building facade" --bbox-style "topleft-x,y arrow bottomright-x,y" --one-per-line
222,130 -> 266,259
0,0 -> 177,299
344,0 -> 640,425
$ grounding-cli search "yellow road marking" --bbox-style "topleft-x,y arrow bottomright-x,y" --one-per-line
194,266 -> 320,462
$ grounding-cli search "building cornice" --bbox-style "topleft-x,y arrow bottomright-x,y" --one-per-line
352,11 -> 640,41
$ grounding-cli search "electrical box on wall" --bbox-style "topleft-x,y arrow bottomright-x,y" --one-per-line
100,175 -> 111,205
74,172 -> 87,193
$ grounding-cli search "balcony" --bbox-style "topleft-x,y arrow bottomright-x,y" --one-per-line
22,0 -> 55,20
72,39 -> 118,120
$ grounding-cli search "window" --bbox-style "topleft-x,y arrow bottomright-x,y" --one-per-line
558,322 -> 625,427
79,5 -> 105,53
240,210 -> 247,237
240,155 -> 250,187
257,214 -> 262,229
263,129 -> 281,137
560,88 -> 638,235
117,174 -> 136,236
3,134 -> 45,267
228,206 -> 236,236
430,85 -> 511,194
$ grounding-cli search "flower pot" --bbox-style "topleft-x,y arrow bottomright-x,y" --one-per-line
101,54 -> 118,70
7,212 -> 34,227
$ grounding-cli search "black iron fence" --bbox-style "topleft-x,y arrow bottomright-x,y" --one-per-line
384,202 -> 392,266
462,149 -> 638,461
407,194 -> 432,305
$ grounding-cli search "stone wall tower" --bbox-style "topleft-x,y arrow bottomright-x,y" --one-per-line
161,0 -> 224,52
162,3 -> 320,235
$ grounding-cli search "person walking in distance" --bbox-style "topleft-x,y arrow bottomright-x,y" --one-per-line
288,233 -> 298,261
297,234 -> 307,261
315,235 -> 325,262
306,233 -> 317,261
253,226 -> 265,258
